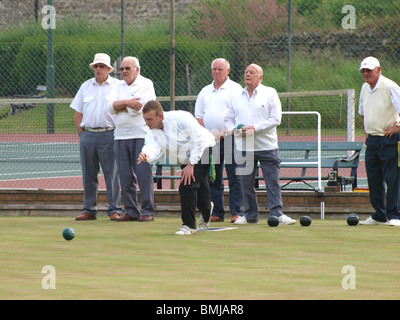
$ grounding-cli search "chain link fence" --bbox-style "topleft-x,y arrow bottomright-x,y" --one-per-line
0,0 -> 399,189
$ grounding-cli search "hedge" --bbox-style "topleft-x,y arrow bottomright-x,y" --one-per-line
1,25 -> 228,98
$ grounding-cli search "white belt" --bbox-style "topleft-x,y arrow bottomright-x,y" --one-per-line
85,127 -> 114,132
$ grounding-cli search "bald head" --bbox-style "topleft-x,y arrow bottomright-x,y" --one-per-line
248,63 -> 263,76
244,64 -> 263,91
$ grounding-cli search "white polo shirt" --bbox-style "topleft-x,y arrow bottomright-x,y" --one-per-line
70,76 -> 120,129
108,74 -> 156,140
225,83 -> 282,151
194,77 -> 242,132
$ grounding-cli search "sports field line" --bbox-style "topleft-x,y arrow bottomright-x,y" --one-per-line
0,175 -> 104,190
1,157 -> 78,162
0,170 -> 81,178
0,142 -> 77,146
0,134 -> 78,143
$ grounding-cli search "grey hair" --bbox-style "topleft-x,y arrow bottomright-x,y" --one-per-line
122,56 -> 140,69
211,58 -> 230,70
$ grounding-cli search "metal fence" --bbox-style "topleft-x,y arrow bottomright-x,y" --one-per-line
0,0 -> 399,189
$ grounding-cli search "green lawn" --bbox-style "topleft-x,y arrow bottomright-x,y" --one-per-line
0,104 -> 76,134
1,216 -> 399,300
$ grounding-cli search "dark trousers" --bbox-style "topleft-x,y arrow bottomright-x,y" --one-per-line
179,151 -> 212,229
210,137 -> 243,218
365,134 -> 400,221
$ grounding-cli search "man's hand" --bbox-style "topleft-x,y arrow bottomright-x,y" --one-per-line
232,125 -> 255,137
384,124 -> 400,138
137,152 -> 148,164
74,111 -> 84,133
113,97 -> 142,113
181,163 -> 195,185
213,130 -> 226,143
242,126 -> 255,136
125,97 -> 142,111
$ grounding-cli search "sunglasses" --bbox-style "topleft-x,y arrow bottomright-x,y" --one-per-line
92,64 -> 107,69
360,69 -> 374,74
119,66 -> 138,71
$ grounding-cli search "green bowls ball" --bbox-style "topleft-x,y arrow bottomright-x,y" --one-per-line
236,124 -> 245,137
62,227 -> 75,241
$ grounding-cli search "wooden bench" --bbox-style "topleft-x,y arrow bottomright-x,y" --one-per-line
153,141 -> 363,193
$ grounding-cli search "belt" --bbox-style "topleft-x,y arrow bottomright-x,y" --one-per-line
85,127 -> 114,132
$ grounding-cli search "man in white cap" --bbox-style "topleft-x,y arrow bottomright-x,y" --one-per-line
108,57 -> 156,222
358,56 -> 400,226
70,53 -> 122,221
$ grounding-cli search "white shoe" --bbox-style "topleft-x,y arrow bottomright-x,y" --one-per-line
360,216 -> 387,225
234,216 -> 248,224
389,219 -> 400,226
278,214 -> 296,225
199,202 -> 213,231
175,225 -> 196,235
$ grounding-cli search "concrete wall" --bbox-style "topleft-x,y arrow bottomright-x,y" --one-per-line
0,189 -> 373,219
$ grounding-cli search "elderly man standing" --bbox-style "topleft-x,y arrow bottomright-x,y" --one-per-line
195,58 -> 243,223
108,57 -> 156,222
225,63 -> 295,225
70,53 -> 122,221
358,57 -> 400,226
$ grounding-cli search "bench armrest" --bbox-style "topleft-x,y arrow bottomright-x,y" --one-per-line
332,150 -> 361,171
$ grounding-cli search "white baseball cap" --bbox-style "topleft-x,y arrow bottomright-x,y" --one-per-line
359,57 -> 380,70
89,53 -> 114,72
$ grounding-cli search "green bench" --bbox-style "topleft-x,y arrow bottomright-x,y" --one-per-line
153,141 -> 363,193
153,162 -> 182,189
271,141 -> 363,193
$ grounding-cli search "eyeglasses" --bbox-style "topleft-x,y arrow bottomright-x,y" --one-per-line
92,64 -> 106,69
360,69 -> 373,74
119,66 -> 138,71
